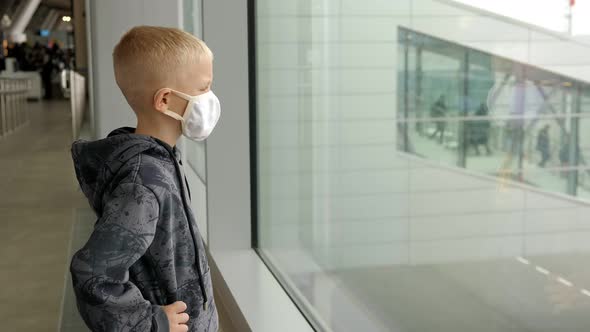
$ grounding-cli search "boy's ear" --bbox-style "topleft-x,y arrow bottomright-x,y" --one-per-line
153,88 -> 171,113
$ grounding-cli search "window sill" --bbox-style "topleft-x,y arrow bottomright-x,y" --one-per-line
209,249 -> 314,332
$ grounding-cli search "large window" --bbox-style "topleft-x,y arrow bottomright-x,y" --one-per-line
182,0 -> 209,242
253,1 -> 590,331
183,0 -> 207,183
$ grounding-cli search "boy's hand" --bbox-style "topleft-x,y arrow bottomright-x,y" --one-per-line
163,301 -> 190,332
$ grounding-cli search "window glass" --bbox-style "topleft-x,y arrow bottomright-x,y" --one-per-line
255,1 -> 590,331
183,0 -> 206,182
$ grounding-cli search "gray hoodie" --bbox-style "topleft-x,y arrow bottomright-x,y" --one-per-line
70,127 -> 218,331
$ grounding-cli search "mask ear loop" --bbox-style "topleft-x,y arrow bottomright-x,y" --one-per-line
155,88 -> 188,130
170,89 -> 200,128
172,90 -> 196,126
165,90 -> 211,135
170,89 -> 193,100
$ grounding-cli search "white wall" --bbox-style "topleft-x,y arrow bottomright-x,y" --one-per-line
87,0 -> 183,138
202,0 -> 252,251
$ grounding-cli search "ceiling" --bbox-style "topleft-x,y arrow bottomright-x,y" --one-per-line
0,0 -> 72,32
41,0 -> 71,11
29,0 -> 72,32
0,0 -> 18,18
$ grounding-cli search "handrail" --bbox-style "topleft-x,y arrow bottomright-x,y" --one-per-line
0,76 -> 36,80
0,77 -> 32,139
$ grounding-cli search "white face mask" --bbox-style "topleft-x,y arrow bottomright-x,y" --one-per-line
159,89 -> 221,141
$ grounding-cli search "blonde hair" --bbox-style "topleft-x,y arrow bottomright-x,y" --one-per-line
113,26 -> 213,112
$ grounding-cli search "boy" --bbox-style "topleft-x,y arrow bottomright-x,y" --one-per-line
70,26 -> 220,331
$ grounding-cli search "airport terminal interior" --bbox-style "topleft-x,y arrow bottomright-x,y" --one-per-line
4,0 -> 590,331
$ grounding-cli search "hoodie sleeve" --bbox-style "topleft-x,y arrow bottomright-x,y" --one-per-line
70,182 -> 169,332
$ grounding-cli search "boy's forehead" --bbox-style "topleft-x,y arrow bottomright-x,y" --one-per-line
169,59 -> 213,89
180,60 -> 212,79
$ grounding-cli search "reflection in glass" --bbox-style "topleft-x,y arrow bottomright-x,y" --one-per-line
398,27 -> 587,198
255,2 -> 590,332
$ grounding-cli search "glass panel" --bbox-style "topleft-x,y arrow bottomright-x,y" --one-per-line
183,0 -> 206,181
183,0 -> 202,36
186,140 -> 206,182
255,1 -> 590,331
577,89 -> 590,199
402,31 -> 465,166
183,0 -> 194,35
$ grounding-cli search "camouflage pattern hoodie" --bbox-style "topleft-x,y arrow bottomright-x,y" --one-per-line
70,127 -> 218,331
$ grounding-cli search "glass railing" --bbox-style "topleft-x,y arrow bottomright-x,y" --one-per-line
398,27 -> 590,198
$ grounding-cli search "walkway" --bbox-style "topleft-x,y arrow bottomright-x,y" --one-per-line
0,100 -> 88,331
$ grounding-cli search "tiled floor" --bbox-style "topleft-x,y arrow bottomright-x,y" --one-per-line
0,100 -> 88,331
61,208 -> 94,332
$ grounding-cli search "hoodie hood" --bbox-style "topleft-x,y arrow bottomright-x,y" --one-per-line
71,127 -> 170,214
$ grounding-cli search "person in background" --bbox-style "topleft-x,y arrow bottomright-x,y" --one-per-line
41,46 -> 54,99
51,43 -> 65,69
537,125 -> 551,168
429,94 -> 447,144
12,43 -> 26,70
467,103 -> 492,156
31,42 -> 44,69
